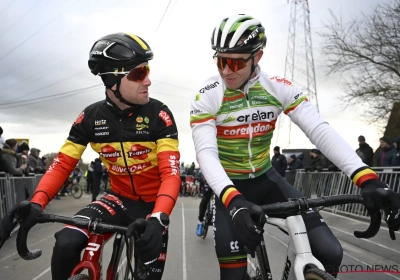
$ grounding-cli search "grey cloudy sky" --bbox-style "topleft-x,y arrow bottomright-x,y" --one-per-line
0,0 -> 389,164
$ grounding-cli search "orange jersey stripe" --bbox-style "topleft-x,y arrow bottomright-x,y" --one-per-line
190,117 -> 216,125
222,93 -> 246,102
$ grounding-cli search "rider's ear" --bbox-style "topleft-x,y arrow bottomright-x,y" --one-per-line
254,51 -> 263,65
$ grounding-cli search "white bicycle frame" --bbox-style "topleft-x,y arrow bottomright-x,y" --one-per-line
266,215 -> 325,280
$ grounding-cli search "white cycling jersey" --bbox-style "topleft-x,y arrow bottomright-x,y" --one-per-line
190,66 -> 377,202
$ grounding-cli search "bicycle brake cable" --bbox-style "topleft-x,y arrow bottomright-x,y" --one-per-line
124,235 -> 135,278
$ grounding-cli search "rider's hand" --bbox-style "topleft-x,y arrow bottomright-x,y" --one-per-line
0,205 -> 18,242
361,180 -> 400,231
360,180 -> 387,211
0,202 -> 42,243
19,203 -> 43,231
227,195 -> 266,252
127,215 -> 168,264
382,189 -> 400,231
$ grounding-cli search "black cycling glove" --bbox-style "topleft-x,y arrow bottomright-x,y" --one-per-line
228,195 -> 266,252
0,202 -> 42,244
127,217 -> 166,264
361,180 -> 400,235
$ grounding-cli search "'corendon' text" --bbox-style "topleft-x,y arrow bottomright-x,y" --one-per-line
110,162 -> 151,174
223,123 -> 272,136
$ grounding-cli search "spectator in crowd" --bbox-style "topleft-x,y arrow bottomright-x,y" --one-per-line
391,137 -> 400,167
1,139 -> 27,176
102,168 -> 109,191
28,148 -> 42,173
376,136 -> 396,167
17,142 -> 30,173
92,158 -> 103,202
180,162 -> 187,175
356,135 -> 374,166
187,162 -> 196,176
306,149 -> 330,171
0,143 -> 7,174
38,156 -> 48,173
0,127 -> 4,145
271,146 -> 287,177
85,161 -> 94,194
179,162 -> 187,197
287,154 -> 304,170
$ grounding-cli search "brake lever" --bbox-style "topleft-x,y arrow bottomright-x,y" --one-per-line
244,246 -> 255,258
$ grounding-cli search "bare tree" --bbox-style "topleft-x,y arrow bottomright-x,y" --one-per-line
319,0 -> 400,123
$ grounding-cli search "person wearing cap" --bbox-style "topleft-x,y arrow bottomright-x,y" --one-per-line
287,154 -> 304,170
377,136 -> 396,167
16,142 -> 30,173
356,136 -> 374,166
271,146 -> 287,177
28,148 -> 42,173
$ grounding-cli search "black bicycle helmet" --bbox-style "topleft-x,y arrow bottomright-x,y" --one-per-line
88,33 -> 153,106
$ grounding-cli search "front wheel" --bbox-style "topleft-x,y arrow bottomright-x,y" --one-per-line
71,183 -> 83,199
304,268 -> 335,280
68,274 -> 91,280
245,247 -> 270,280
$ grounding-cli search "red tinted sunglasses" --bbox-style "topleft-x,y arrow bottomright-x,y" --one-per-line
213,54 -> 254,72
99,65 -> 150,82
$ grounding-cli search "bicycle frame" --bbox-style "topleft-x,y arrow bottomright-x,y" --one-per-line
262,215 -> 325,280
70,232 -> 129,280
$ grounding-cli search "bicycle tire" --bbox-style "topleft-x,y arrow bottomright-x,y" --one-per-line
68,274 -> 91,280
246,246 -> 269,280
304,268 -> 335,280
185,183 -> 191,196
191,186 -> 197,197
201,209 -> 210,239
71,183 -> 83,199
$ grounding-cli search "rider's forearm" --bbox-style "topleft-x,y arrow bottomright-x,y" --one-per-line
31,141 -> 84,209
153,140 -> 181,216
289,101 -> 378,187
192,122 -> 235,198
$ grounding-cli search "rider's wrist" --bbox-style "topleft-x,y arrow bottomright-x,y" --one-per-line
220,186 -> 241,209
351,167 -> 378,187
147,212 -> 169,228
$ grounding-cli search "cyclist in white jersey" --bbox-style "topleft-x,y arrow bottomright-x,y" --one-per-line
190,14 -> 400,280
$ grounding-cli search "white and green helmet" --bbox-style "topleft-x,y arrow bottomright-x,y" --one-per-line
211,14 -> 267,53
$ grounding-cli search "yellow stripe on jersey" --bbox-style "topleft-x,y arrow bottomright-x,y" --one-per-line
60,140 -> 86,159
157,138 -> 179,153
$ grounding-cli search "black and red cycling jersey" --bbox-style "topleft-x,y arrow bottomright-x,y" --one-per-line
31,98 -> 181,215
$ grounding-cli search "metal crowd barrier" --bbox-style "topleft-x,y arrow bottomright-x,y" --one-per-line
288,167 -> 400,219
0,172 -> 44,220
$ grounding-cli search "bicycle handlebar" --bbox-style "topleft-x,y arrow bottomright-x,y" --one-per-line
15,201 -> 130,261
261,194 -> 381,239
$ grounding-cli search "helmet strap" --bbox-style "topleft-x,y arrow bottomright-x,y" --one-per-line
107,79 -> 138,107
239,57 -> 256,90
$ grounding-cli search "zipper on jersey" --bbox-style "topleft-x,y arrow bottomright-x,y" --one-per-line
118,119 -> 137,196
241,89 -> 256,175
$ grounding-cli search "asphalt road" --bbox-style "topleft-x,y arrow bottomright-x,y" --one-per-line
0,194 -> 399,280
